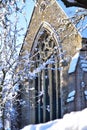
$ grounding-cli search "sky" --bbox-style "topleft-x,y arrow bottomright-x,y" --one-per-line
21,108 -> 87,130
0,0 -> 35,53
25,0 -> 34,21
16,0 -> 34,46
23,0 -> 34,30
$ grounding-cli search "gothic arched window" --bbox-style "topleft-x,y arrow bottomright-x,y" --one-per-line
29,22 -> 62,123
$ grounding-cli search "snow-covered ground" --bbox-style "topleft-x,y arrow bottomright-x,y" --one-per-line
21,108 -> 87,130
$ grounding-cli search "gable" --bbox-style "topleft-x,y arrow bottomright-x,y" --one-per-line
23,0 -> 82,55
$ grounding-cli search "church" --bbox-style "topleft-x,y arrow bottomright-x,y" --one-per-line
19,0 -> 87,128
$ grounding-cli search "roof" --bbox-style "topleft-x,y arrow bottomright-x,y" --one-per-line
60,0 -> 87,9
57,0 -> 87,38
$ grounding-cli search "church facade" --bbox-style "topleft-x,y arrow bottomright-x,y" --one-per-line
19,0 -> 87,128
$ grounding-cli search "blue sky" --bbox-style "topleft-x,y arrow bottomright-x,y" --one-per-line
15,0 -> 34,48
25,0 -> 34,27
0,1 -> 34,48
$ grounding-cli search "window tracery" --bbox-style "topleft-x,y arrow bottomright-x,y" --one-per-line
33,29 -> 56,61
29,23 -> 62,123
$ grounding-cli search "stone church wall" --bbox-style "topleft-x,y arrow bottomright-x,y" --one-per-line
19,0 -> 83,128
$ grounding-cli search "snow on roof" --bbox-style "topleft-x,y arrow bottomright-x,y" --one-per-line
85,96 -> 87,100
68,52 -> 79,74
82,68 -> 87,72
21,108 -> 87,130
67,90 -> 76,103
84,90 -> 87,100
67,96 -> 74,103
57,0 -> 87,38
84,90 -> 87,96
60,0 -> 87,9
68,90 -> 76,98
80,59 -> 87,72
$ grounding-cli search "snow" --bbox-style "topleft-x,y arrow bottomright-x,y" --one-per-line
80,59 -> 87,72
66,90 -> 75,103
84,91 -> 87,100
67,0 -> 76,3
68,52 -> 79,73
0,119 -> 3,129
46,105 -> 50,112
68,90 -> 76,98
81,63 -> 87,68
85,96 -> 87,100
21,108 -> 87,130
37,91 -> 44,97
28,57 -> 57,79
67,96 -> 74,102
80,60 -> 87,69
80,60 -> 87,64
29,87 -> 35,91
82,68 -> 87,72
84,90 -> 87,96
81,81 -> 85,87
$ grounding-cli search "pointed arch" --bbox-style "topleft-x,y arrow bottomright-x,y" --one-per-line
30,21 -> 62,57
29,22 -> 63,123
